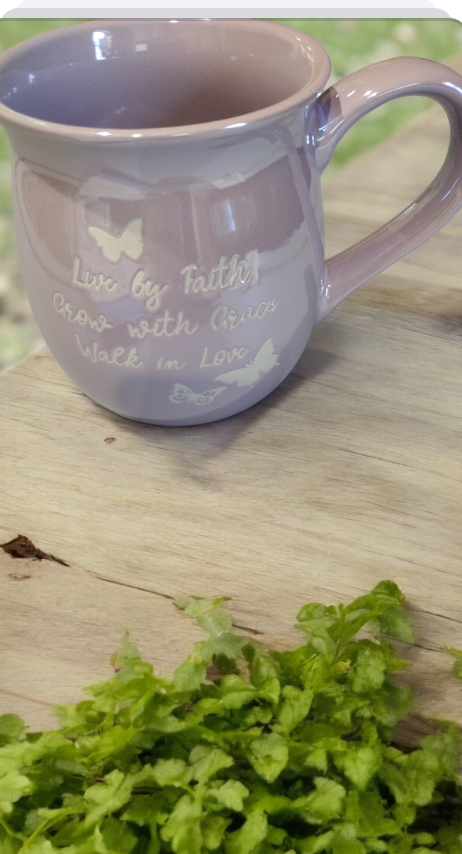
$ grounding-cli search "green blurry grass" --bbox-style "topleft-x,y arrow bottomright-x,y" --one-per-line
274,19 -> 462,168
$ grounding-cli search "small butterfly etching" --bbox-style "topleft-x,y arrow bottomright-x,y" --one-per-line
169,384 -> 226,406
215,338 -> 279,387
88,218 -> 144,264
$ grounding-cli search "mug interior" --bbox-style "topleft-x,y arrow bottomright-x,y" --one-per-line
0,20 -> 324,130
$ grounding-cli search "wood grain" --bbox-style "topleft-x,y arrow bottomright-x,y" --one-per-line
1,80 -> 462,737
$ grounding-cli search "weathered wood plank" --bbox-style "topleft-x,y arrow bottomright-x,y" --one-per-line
1,81 -> 462,735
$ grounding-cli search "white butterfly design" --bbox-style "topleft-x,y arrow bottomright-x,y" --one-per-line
215,338 -> 279,388
88,218 -> 144,264
169,384 -> 226,406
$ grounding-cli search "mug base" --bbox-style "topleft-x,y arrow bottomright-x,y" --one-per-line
91,391 -> 271,427
83,372 -> 290,427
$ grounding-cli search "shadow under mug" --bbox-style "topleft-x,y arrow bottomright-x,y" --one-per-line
0,19 -> 461,425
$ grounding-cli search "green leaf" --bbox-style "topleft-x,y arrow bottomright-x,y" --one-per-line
0,823 -> 22,854
160,793 -> 203,854
419,726 -> 461,779
175,596 -> 234,637
245,646 -> 280,691
345,790 -> 399,836
0,716 -> 26,747
17,841 -> 58,853
0,768 -> 33,814
205,780 -> 249,813
334,744 -> 382,790
201,814 -> 229,850
304,746 -> 329,771
224,811 -> 268,854
97,817 -> 139,853
299,831 -> 335,853
372,681 -> 414,729
84,770 -> 134,826
172,650 -> 207,693
293,778 -> 346,824
333,839 -> 366,854
375,606 -> 414,644
362,580 -> 414,643
379,762 -> 412,806
189,746 -> 234,783
109,631 -> 149,676
120,794 -> 163,826
217,675 -> 258,710
446,647 -> 462,681
134,758 -> 191,788
248,732 -> 289,783
295,603 -> 338,657
277,686 -> 313,733
83,724 -> 138,765
349,643 -> 388,694
452,658 -> 462,680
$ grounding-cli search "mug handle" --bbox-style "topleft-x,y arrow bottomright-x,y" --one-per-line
307,57 -> 462,323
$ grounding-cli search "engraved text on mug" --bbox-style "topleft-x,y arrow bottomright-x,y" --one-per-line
127,311 -> 200,340
72,257 -> 121,293
75,334 -> 143,368
211,300 -> 278,331
200,345 -> 249,369
181,254 -> 254,295
53,293 -> 113,332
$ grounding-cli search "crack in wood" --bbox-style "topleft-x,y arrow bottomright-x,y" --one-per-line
95,574 -> 175,600
93,578 -> 264,636
92,577 -> 265,635
0,688 -> 51,708
233,623 -> 264,636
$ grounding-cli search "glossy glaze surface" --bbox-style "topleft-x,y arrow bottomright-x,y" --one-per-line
10,120 -> 322,425
0,20 -> 330,139
1,20 -> 462,425
0,20 -> 328,425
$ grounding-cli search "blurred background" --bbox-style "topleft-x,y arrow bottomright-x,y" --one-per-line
0,17 -> 461,370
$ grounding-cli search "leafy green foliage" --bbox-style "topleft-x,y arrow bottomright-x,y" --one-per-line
447,648 -> 462,682
0,581 -> 461,853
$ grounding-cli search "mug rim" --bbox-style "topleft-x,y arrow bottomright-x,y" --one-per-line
0,18 -> 331,142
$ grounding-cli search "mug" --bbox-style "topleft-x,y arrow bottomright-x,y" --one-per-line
0,19 -> 461,426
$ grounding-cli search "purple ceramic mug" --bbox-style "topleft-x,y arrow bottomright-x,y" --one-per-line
0,19 -> 462,426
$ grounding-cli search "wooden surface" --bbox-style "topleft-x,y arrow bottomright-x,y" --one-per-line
1,88 -> 462,738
